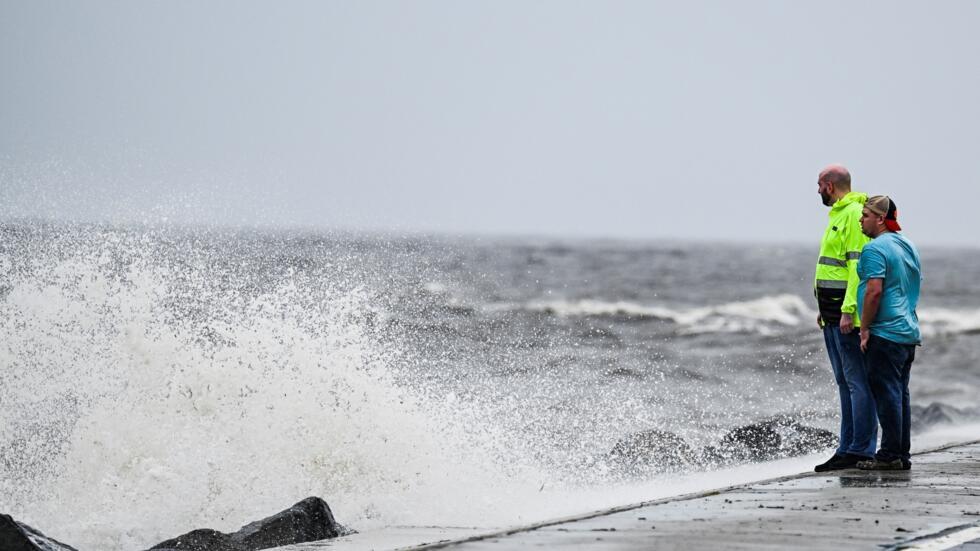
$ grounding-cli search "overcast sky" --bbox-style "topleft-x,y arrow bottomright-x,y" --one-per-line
2,1 -> 978,246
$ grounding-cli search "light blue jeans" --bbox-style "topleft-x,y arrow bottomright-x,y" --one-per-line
823,325 -> 877,458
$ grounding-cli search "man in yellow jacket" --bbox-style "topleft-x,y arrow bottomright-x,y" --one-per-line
812,164 -> 877,472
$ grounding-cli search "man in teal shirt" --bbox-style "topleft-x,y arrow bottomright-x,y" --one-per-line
856,196 -> 922,470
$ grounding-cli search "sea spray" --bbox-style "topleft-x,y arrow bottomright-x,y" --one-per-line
4,223 -> 980,550
0,225 -> 544,550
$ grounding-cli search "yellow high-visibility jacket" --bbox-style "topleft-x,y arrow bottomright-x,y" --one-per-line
815,191 -> 870,327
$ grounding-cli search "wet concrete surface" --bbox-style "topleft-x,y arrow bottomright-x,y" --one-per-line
414,441 -> 980,550
282,440 -> 980,550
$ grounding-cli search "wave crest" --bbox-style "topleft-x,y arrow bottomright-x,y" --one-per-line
918,307 -> 980,337
513,295 -> 980,338
519,294 -> 815,336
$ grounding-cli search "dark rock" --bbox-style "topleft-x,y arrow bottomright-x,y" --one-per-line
911,402 -> 955,432
607,418 -> 838,475
230,497 -> 347,550
720,422 -> 782,461
909,401 -> 980,433
150,529 -> 238,551
148,497 -> 350,551
696,445 -> 726,466
777,422 -> 837,456
717,417 -> 836,462
0,513 -> 80,551
608,429 -> 695,473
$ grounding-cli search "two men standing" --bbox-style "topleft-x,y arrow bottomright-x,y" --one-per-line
812,166 -> 922,472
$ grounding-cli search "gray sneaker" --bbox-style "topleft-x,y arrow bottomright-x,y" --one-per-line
856,458 -> 905,470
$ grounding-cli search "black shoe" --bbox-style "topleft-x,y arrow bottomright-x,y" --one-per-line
814,453 -> 862,472
814,454 -> 842,472
901,459 -> 911,471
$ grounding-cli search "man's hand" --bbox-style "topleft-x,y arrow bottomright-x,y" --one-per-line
839,313 -> 854,334
817,314 -> 823,329
860,327 -> 870,352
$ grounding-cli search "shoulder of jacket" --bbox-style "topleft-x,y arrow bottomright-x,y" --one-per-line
840,203 -> 864,223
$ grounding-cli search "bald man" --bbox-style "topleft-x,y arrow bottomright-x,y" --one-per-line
812,165 -> 877,472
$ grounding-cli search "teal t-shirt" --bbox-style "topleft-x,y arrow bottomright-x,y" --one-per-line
857,232 -> 922,344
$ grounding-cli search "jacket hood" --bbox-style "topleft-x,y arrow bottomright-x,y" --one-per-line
832,191 -> 867,212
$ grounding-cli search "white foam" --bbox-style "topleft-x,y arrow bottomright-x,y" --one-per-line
422,281 -> 448,295
519,294 -> 816,335
4,232 -> 978,551
518,296 -> 980,338
522,298 -> 678,320
912,422 -> 980,450
918,307 -> 980,337
0,248 -> 545,550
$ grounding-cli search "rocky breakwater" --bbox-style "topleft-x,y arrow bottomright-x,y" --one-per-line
910,401 -> 980,432
1,513 -> 80,551
606,416 -> 837,477
607,402 -> 980,478
1,497 -> 352,551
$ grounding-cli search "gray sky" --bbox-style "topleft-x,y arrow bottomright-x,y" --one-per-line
2,1 -> 978,245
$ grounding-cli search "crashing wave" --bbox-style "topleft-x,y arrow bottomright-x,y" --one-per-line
509,295 -> 980,338
514,294 -> 815,335
918,307 -> 980,337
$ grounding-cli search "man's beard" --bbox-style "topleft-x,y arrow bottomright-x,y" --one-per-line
821,191 -> 834,206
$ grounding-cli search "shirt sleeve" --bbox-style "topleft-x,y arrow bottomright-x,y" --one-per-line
859,245 -> 887,280
841,210 -> 868,316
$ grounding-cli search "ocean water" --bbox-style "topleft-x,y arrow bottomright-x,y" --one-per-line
2,222 -> 979,550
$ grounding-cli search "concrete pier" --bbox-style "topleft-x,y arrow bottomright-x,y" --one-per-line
286,440 -> 980,550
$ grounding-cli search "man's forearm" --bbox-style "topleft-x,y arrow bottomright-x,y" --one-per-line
861,290 -> 881,330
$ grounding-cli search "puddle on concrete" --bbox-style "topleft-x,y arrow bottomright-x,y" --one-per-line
837,472 -> 913,488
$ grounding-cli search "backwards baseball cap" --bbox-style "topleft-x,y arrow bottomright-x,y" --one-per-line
865,195 -> 902,232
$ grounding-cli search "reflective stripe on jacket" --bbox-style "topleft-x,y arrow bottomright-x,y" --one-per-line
815,191 -> 870,327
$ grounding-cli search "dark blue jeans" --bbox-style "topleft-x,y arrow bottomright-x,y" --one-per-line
865,334 -> 915,462
823,325 -> 877,458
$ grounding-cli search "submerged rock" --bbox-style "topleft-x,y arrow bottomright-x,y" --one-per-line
150,529 -> 238,551
716,417 -> 836,463
719,422 -> 782,461
779,422 -> 836,456
608,429 -> 695,473
912,402 -> 954,430
149,497 -> 351,551
607,418 -> 837,476
0,513 -> 80,551
908,401 -> 980,432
